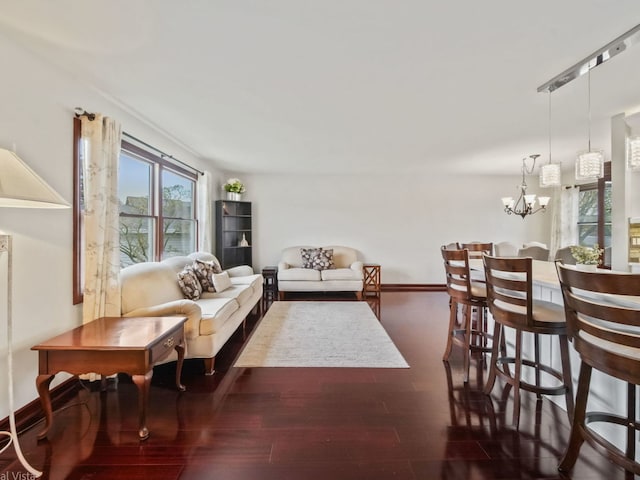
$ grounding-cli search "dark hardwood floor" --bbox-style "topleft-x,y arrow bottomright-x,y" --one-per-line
0,292 -> 634,479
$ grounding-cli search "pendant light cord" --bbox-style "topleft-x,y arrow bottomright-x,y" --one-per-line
587,67 -> 592,152
548,91 -> 552,164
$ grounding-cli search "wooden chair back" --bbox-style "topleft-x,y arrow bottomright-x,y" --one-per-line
482,255 -> 532,330
460,242 -> 493,259
441,246 -> 474,304
556,265 -> 640,384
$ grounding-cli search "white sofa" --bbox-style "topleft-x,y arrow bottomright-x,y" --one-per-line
120,252 -> 262,374
277,246 -> 364,300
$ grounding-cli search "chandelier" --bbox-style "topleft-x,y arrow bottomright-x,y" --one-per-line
502,154 -> 551,219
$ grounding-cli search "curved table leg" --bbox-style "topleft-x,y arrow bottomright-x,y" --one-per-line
35,374 -> 55,440
131,371 -> 153,440
174,344 -> 186,392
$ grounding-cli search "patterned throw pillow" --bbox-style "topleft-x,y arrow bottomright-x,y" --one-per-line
311,248 -> 335,270
192,259 -> 221,292
300,248 -> 322,269
177,266 -> 203,300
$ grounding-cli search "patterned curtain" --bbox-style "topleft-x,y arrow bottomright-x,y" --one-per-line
81,114 -> 122,324
550,186 -> 579,256
197,171 -> 212,253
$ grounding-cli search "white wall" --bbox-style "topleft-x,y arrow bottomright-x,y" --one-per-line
0,33 -> 217,418
238,172 -> 552,283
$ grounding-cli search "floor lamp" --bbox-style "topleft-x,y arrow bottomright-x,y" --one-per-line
0,148 -> 69,477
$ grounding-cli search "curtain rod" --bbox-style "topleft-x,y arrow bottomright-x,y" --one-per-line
74,108 -> 204,176
122,132 -> 204,176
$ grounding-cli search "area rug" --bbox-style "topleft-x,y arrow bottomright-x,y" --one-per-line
233,301 -> 409,368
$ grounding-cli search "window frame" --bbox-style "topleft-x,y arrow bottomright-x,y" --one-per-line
73,122 -> 199,304
577,161 -> 611,268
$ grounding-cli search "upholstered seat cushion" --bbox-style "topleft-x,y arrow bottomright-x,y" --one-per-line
321,268 -> 361,281
278,267 -> 321,281
197,297 -> 240,335
202,284 -> 254,305
532,299 -> 565,324
230,273 -> 262,290
470,281 -> 487,299
493,298 -> 565,326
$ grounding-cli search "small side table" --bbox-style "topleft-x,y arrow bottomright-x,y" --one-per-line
262,266 -> 278,309
363,263 -> 381,298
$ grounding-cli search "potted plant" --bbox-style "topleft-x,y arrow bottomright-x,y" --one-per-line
570,244 -> 604,271
222,178 -> 245,201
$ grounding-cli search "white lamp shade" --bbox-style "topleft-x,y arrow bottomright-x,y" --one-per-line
501,197 -> 514,208
539,163 -> 561,187
0,148 -> 69,208
575,150 -> 604,180
628,136 -> 640,170
538,196 -> 550,207
523,194 -> 536,206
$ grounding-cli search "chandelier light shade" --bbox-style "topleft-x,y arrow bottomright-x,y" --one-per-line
575,150 -> 605,179
502,154 -> 551,219
628,135 -> 640,170
539,162 -> 562,187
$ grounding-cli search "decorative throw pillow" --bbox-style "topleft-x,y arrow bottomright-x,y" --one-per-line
177,266 -> 203,300
300,248 -> 321,269
311,248 -> 335,271
212,271 -> 232,293
192,259 -> 221,292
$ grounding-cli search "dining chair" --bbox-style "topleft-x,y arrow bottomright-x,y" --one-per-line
460,242 -> 493,259
441,246 -> 494,383
482,255 -> 574,428
553,246 -> 576,265
517,245 -> 550,261
556,264 -> 640,475
494,241 -> 519,257
523,241 -> 548,249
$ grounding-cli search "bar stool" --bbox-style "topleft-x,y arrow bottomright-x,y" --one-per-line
441,246 -> 493,383
482,255 -> 574,428
557,264 -> 640,475
460,242 -> 493,260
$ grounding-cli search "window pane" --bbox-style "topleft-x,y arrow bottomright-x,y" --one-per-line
578,224 -> 597,247
120,217 -> 155,267
119,154 -> 152,215
162,169 -> 194,218
604,182 -> 612,223
162,219 -> 196,259
578,189 -> 598,223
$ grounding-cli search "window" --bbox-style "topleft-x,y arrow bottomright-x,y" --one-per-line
118,141 -> 198,267
577,162 -> 611,268
73,119 -> 199,303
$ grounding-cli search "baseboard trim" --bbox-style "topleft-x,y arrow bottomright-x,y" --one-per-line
382,284 -> 446,292
0,376 -> 80,434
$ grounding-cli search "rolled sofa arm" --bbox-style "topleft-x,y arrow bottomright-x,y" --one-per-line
226,265 -> 254,277
123,299 -> 202,340
277,261 -> 290,270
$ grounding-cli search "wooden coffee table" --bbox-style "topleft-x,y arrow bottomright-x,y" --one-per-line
31,316 -> 187,440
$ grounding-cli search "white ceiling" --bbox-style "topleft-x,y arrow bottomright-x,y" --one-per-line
3,1 -> 640,175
